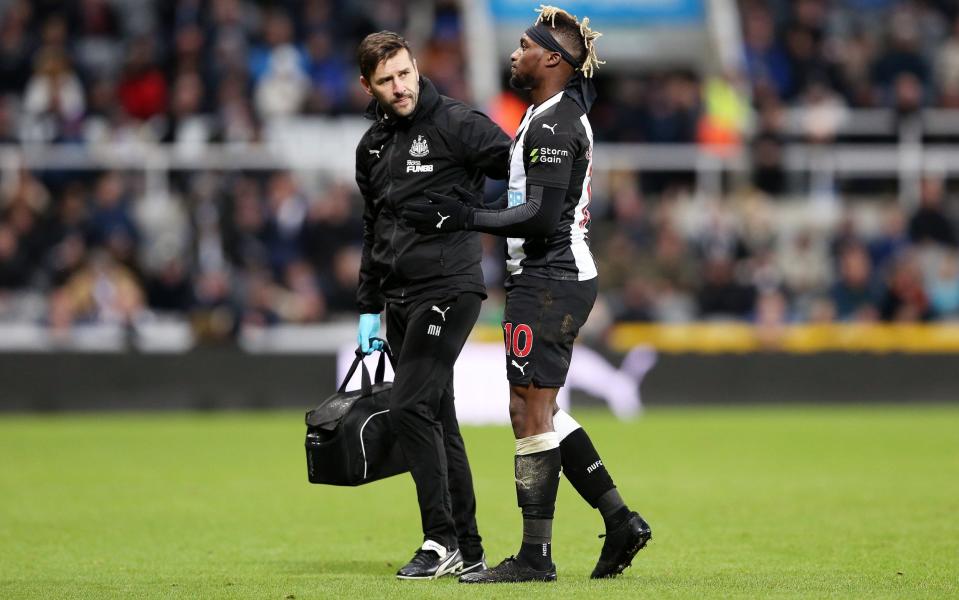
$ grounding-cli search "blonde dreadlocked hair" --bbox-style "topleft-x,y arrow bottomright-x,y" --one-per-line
534,4 -> 605,78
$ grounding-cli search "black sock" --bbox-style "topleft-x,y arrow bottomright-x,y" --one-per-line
559,427 -> 630,526
597,489 -> 631,529
517,520 -> 552,570
514,439 -> 561,571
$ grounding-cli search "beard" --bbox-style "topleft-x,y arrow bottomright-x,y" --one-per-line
374,87 -> 418,118
509,71 -> 534,90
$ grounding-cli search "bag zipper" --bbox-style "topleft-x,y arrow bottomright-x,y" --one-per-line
359,409 -> 390,480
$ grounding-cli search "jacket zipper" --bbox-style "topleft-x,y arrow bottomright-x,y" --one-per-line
384,134 -> 405,300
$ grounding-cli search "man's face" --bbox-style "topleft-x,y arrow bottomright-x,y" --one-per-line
361,49 -> 420,118
509,34 -> 545,90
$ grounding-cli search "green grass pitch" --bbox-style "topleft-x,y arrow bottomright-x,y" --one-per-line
1,405 -> 957,599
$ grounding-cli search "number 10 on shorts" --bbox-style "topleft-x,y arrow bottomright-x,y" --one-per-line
503,322 -> 533,358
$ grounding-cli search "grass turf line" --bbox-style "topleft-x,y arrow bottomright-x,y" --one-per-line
0,406 -> 957,599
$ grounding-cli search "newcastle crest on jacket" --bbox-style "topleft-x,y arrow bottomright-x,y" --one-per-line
409,135 -> 430,158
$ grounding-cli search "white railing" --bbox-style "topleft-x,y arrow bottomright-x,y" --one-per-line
4,108 -> 959,203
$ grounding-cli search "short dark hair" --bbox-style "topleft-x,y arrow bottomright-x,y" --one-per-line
357,31 -> 411,80
548,11 -> 588,65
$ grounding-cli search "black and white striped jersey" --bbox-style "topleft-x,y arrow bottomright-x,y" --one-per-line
506,90 -> 596,281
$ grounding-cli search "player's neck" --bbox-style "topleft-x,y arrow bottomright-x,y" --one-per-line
530,79 -> 566,107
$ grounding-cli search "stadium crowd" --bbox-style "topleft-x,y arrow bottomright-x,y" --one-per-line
0,0 -> 958,340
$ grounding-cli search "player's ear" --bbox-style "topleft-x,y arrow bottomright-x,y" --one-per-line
412,58 -> 420,80
544,51 -> 562,68
359,75 -> 372,97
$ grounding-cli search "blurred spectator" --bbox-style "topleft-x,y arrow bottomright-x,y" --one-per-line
241,268 -> 280,327
222,176 -> 268,270
615,275 -> 655,322
161,70 -> 210,144
751,98 -> 787,195
798,79 -> 848,143
908,176 -> 958,247
698,71 -> 750,152
0,224 -> 30,289
829,243 -> 881,321
117,36 -> 167,121
22,48 -> 86,141
192,268 -> 238,341
935,15 -> 959,102
779,229 -> 831,303
609,176 -> 654,245
0,0 -> 33,95
214,72 -> 259,143
72,0 -> 122,78
49,249 -> 145,328
263,171 -> 307,276
868,203 -> 910,271
302,30 -> 349,113
325,246 -> 363,314
642,72 -> 701,144
754,288 -> 790,349
871,9 -> 930,103
742,3 -> 793,99
927,250 -> 959,318
302,183 -> 362,274
696,257 -> 757,319
254,45 -> 308,118
879,251 -> 932,321
277,259 -> 325,322
145,257 -> 193,313
251,11 -> 307,117
88,172 -> 138,255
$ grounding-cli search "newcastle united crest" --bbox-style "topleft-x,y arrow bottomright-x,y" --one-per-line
409,135 -> 430,158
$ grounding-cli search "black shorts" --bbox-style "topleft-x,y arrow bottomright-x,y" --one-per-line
502,275 -> 598,388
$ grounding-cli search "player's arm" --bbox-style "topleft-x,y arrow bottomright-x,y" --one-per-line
404,121 -> 574,235
467,183 -> 565,237
402,182 -> 564,236
471,121 -> 577,235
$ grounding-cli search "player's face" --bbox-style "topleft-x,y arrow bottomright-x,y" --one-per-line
509,34 -> 544,90
361,49 -> 420,118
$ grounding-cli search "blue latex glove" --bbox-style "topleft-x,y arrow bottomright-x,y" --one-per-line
357,313 -> 384,354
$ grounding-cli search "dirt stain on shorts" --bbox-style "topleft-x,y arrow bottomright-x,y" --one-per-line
560,314 -> 575,335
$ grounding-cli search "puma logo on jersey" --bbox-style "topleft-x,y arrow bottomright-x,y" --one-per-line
435,213 -> 450,228
542,123 -> 558,134
368,146 -> 382,158
586,459 -> 604,474
511,360 -> 529,375
431,305 -> 450,321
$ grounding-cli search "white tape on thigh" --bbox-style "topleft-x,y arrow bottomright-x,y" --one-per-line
515,431 -> 559,455
552,409 -> 582,441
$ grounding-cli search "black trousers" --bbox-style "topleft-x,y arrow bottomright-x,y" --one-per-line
385,291 -> 483,553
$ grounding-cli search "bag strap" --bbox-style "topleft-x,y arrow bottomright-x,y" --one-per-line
338,339 -> 395,395
338,350 -> 373,395
371,338 -> 395,384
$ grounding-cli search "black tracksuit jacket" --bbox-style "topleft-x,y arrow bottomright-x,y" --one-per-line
355,77 -> 510,313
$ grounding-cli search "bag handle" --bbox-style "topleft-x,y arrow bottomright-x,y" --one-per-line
338,338 -> 395,395
372,338 -> 395,384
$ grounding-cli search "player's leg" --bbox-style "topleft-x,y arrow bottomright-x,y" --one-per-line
553,407 -> 652,578
462,277 -> 561,584
434,296 -> 487,573
540,275 -> 651,577
462,381 -> 562,584
387,296 -> 477,579
510,382 -> 562,573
